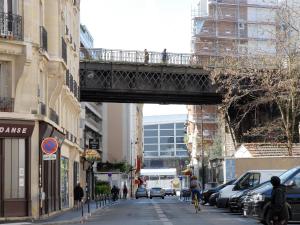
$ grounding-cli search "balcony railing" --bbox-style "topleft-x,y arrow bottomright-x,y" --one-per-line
40,102 -> 46,116
61,37 -> 67,63
49,108 -> 59,124
40,26 -> 48,51
0,97 -> 14,112
0,12 -> 23,41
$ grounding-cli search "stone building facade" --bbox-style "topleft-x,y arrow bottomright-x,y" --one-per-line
0,0 -> 82,219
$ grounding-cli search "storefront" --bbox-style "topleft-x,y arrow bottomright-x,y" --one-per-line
0,120 -> 34,217
39,121 -> 65,215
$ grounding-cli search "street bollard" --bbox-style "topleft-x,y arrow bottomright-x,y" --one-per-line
96,195 -> 98,209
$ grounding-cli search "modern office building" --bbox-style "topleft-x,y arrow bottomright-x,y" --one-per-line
143,114 -> 189,174
0,0 -> 81,219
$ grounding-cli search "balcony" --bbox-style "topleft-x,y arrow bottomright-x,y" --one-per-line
0,97 -> 14,112
61,37 -> 67,63
49,108 -> 59,124
40,26 -> 48,51
40,102 -> 46,116
0,12 -> 23,41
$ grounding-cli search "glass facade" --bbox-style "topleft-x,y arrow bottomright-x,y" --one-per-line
144,122 -> 188,158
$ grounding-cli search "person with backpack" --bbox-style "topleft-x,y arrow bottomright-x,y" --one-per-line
190,176 -> 202,207
269,176 -> 288,225
74,183 -> 84,210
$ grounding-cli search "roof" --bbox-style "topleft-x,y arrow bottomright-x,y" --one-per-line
235,143 -> 300,158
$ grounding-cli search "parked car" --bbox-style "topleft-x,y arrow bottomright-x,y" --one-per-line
135,187 -> 148,199
228,181 -> 268,212
244,166 -> 300,224
202,179 -> 236,205
150,187 -> 165,199
164,188 -> 176,196
209,192 -> 219,206
217,170 -> 285,208
180,188 -> 191,198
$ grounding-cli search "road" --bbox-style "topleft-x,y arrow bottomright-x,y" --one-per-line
73,197 -> 259,225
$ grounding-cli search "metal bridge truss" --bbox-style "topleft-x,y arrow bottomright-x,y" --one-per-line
80,62 -> 222,104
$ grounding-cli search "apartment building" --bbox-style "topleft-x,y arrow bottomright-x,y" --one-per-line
192,0 -> 277,61
0,0 -> 81,219
143,114 -> 189,174
80,24 -> 105,199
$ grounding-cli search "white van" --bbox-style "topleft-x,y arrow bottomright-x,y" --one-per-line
217,170 -> 285,208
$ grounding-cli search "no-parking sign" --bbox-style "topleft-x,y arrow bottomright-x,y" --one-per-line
41,137 -> 58,159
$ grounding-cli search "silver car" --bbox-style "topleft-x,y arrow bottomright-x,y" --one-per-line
135,187 -> 148,199
150,187 -> 165,199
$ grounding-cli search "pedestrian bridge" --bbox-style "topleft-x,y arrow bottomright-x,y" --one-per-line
79,48 -> 222,104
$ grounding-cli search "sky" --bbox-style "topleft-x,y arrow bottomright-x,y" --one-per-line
80,0 -> 197,53
80,0 -> 196,116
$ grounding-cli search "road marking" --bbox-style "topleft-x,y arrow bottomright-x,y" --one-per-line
152,202 -> 174,225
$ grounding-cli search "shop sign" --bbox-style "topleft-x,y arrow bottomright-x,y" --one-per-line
43,154 -> 57,161
89,139 -> 99,150
84,149 -> 101,162
41,137 -> 59,155
0,122 -> 34,137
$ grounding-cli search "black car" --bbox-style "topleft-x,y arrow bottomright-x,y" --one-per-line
202,179 -> 236,205
228,181 -> 268,213
244,166 -> 300,224
208,192 -> 219,206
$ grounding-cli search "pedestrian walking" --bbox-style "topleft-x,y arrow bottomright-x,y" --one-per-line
162,48 -> 167,63
269,176 -> 288,225
74,183 -> 84,210
111,185 -> 119,201
123,184 -> 128,199
144,49 -> 149,64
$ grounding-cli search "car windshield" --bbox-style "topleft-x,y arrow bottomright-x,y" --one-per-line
152,188 -> 161,191
137,188 -> 146,192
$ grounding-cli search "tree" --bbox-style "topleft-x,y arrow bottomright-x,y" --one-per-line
212,1 -> 300,156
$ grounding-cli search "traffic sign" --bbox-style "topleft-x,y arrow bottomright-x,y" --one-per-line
43,154 -> 57,161
41,137 -> 59,155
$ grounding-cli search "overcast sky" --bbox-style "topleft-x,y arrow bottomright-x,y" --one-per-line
80,0 -> 195,115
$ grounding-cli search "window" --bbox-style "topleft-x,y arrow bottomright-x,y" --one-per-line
144,137 -> 158,144
176,151 -> 188,156
160,123 -> 174,129
144,152 -> 158,157
176,123 -> 184,129
176,144 -> 187,151
144,145 -> 158,151
160,151 -> 174,156
160,137 -> 174,144
175,130 -> 185,136
160,144 -> 174,151
144,130 -> 158,137
0,62 -> 11,98
144,125 -> 158,130
4,138 -> 26,199
176,137 -> 184,143
160,130 -> 174,136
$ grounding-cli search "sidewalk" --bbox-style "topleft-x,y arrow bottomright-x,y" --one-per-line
35,200 -> 118,225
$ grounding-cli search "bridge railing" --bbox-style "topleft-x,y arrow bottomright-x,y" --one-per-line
80,48 -> 205,66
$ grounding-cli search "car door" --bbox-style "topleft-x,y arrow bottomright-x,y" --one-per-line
286,171 -> 300,220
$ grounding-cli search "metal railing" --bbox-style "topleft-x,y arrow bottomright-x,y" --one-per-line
62,37 -> 67,63
0,12 -> 23,40
49,108 -> 59,124
40,26 -> 48,51
80,48 -> 209,66
0,97 -> 14,112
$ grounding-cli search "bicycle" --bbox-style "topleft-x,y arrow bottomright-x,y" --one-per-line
193,193 -> 201,213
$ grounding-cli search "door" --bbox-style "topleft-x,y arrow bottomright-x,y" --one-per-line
286,171 -> 300,220
0,139 -> 3,217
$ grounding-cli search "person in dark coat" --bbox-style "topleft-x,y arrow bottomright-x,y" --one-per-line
123,184 -> 128,199
111,185 -> 119,201
162,49 -> 167,63
74,183 -> 84,210
269,176 -> 288,225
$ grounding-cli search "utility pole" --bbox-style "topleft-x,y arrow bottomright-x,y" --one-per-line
201,105 -> 205,191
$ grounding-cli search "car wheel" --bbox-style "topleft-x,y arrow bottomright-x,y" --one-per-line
229,206 -> 234,213
136,197 -> 138,199
265,208 -> 288,225
150,197 -> 152,199
162,197 -> 164,199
